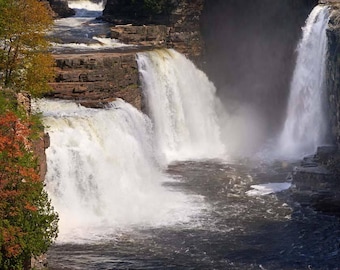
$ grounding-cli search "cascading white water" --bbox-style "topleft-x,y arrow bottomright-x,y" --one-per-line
278,5 -> 329,158
137,49 -> 225,163
51,0 -> 129,52
68,0 -> 104,17
35,99 -> 203,243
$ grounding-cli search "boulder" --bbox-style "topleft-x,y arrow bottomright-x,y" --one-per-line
47,0 -> 75,18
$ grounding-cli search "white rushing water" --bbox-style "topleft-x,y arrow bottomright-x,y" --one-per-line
51,0 -> 130,52
35,99 -> 204,243
137,49 -> 225,163
278,5 -> 330,158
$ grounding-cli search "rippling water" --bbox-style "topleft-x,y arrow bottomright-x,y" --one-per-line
48,159 -> 340,270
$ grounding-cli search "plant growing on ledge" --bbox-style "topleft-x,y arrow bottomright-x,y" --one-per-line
0,0 -> 54,97
118,0 -> 174,18
142,0 -> 174,15
0,91 -> 59,270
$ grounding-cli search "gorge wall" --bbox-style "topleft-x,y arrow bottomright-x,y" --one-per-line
325,1 -> 340,148
201,0 -> 318,137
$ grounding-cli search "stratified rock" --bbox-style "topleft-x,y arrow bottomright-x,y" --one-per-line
315,145 -> 338,162
111,25 -> 169,47
103,0 -> 204,61
48,52 -> 142,110
292,151 -> 340,216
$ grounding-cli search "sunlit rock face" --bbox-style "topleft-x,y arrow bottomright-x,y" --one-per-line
48,53 -> 142,109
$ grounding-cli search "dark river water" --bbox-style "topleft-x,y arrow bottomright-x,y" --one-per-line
48,159 -> 340,270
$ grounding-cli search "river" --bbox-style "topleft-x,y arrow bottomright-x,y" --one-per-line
43,1 -> 340,269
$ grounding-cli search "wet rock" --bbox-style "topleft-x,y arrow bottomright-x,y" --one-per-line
314,145 -> 338,162
293,165 -> 334,191
292,149 -> 340,216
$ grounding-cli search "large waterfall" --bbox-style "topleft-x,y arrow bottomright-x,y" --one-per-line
137,49 -> 225,163
36,49 -> 226,242
36,99 -> 204,242
278,5 -> 330,158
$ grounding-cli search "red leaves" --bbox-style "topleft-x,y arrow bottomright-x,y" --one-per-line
24,202 -> 37,212
0,111 -> 40,261
0,111 -> 31,157
2,226 -> 23,257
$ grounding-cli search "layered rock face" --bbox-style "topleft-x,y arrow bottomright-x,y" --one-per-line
48,52 -> 142,109
103,0 -> 204,61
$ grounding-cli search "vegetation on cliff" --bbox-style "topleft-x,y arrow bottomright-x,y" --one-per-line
104,0 -> 175,23
0,0 -> 55,97
0,0 -> 58,269
0,91 -> 58,270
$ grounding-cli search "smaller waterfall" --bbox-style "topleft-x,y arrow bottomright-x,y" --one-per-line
137,49 -> 225,163
35,99 -> 202,243
66,0 -> 104,20
278,5 -> 330,158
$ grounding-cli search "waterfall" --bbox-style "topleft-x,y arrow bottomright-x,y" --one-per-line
278,5 -> 330,158
67,0 -> 104,17
35,99 -> 203,243
137,49 -> 225,163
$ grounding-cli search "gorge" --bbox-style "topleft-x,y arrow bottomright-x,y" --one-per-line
37,0 -> 340,269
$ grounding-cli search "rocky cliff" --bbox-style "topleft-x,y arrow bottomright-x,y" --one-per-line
103,0 -> 204,61
48,52 -> 142,109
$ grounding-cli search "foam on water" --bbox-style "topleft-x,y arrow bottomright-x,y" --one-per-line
137,49 -> 226,163
35,99 -> 204,243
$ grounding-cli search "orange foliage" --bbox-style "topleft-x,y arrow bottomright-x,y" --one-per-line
0,111 -> 40,261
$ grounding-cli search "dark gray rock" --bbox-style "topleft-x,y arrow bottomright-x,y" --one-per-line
47,0 -> 75,18
292,150 -> 340,216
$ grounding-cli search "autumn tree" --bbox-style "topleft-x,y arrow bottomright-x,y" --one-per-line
0,91 -> 58,269
0,0 -> 54,97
